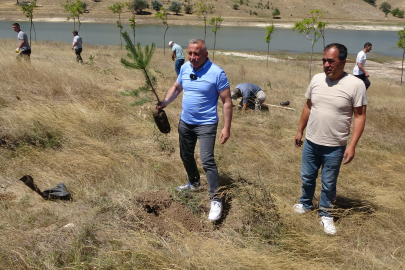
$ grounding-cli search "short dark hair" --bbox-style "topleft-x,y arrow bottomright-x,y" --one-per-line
324,43 -> 347,61
12,23 -> 20,27
364,42 -> 372,48
73,30 -> 78,34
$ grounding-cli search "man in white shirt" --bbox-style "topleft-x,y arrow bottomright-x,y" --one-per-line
293,43 -> 367,235
353,42 -> 372,90
12,23 -> 31,61
72,30 -> 83,63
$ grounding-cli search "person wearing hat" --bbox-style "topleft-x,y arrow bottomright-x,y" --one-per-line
72,30 -> 83,63
231,83 -> 266,111
12,23 -> 31,61
169,41 -> 185,75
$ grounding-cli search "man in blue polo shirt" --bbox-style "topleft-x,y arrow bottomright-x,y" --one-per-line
157,39 -> 232,221
169,41 -> 185,75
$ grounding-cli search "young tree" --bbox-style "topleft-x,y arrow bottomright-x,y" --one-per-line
169,1 -> 182,15
264,24 -> 274,68
108,2 -> 125,50
130,0 -> 149,14
379,2 -> 391,17
209,16 -> 223,61
292,10 -> 324,81
272,8 -> 280,18
126,2 -> 137,44
62,0 -> 86,32
397,28 -> 405,84
195,0 -> 214,41
20,0 -> 37,45
120,31 -> 171,133
311,9 -> 327,49
151,0 -> 162,12
184,0 -> 193,14
154,7 -> 169,55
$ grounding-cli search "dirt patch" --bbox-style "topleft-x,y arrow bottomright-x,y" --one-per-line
132,191 -> 206,236
0,192 -> 16,202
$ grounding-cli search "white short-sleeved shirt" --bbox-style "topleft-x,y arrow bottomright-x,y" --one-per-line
73,35 -> 82,49
353,51 -> 366,75
305,73 -> 367,147
17,31 -> 30,51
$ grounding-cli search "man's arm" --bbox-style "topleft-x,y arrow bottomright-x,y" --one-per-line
18,39 -> 25,49
171,51 -> 175,61
156,81 -> 183,110
357,62 -> 369,77
343,105 -> 366,165
219,87 -> 232,144
72,41 -> 77,50
294,99 -> 312,147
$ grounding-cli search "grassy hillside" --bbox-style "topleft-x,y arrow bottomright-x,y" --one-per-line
1,0 -> 405,25
0,38 -> 405,269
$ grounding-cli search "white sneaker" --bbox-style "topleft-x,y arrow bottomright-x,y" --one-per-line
320,216 -> 337,235
293,204 -> 309,214
208,200 -> 222,221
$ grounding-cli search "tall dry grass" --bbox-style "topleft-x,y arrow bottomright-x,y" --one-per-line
0,38 -> 404,269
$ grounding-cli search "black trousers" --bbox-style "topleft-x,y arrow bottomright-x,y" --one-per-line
17,49 -> 31,61
75,48 -> 83,63
354,74 -> 371,90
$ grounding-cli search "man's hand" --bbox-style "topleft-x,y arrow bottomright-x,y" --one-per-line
219,128 -> 230,144
294,132 -> 303,147
156,100 -> 168,110
343,146 -> 355,165
364,71 -> 369,77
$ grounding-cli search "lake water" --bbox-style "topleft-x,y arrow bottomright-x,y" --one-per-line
0,21 -> 403,57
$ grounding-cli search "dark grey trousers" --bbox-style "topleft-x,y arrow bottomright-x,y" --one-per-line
178,120 -> 219,199
354,74 -> 371,90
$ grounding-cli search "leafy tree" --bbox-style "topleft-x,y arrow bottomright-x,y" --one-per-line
209,16 -> 223,61
391,7 -> 400,16
233,4 -> 239,10
363,0 -> 376,6
130,0 -> 149,14
397,28 -> 405,84
184,0 -> 193,14
151,0 -> 162,12
154,7 -> 169,55
292,10 -> 324,81
196,0 -> 214,41
126,2 -> 137,44
272,8 -> 280,18
311,9 -> 327,49
379,2 -> 391,17
62,0 -> 86,32
20,0 -> 37,45
120,31 -> 160,106
264,24 -> 274,68
169,1 -> 182,15
108,2 -> 125,50
398,10 -> 404,18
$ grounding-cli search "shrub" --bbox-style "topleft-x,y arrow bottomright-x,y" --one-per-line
169,1 -> 182,14
379,1 -> 391,17
252,11 -> 257,15
233,4 -> 239,10
363,0 -> 376,6
272,8 -> 280,18
151,0 -> 162,12
398,10 -> 404,18
391,7 -> 400,16
184,0 -> 192,14
130,0 -> 149,14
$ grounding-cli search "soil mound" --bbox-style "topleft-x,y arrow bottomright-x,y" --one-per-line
133,191 -> 206,235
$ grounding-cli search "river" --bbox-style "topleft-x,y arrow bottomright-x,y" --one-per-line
0,21 -> 402,57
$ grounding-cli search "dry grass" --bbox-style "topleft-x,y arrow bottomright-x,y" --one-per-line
0,38 -> 405,269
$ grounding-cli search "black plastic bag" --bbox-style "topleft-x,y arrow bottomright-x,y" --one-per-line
153,109 -> 171,134
19,175 -> 71,200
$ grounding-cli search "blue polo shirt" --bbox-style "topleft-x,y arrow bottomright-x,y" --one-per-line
177,58 -> 229,125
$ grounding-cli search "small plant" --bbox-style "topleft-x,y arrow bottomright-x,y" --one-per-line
379,1 -> 391,17
267,81 -> 272,89
88,54 -> 94,64
397,28 -> 405,84
209,16 -> 223,61
169,1 -> 182,15
126,2 -> 137,44
108,2 -> 125,50
62,0 -> 86,32
233,4 -> 239,10
20,0 -> 37,45
154,7 -> 169,55
151,0 -> 162,12
272,8 -> 280,18
195,0 -> 214,41
264,24 -> 274,68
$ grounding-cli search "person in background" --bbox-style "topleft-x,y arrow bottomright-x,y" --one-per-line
12,23 -> 31,61
169,41 -> 185,75
72,30 -> 83,63
231,83 -> 266,111
353,42 -> 372,90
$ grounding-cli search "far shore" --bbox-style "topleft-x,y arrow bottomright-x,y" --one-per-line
0,16 -> 404,31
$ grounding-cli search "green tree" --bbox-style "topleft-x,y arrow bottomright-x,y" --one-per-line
379,2 -> 391,17
363,0 -> 376,6
233,4 -> 239,10
62,0 -> 86,32
130,0 -> 149,14
397,28 -> 405,84
184,0 -> 193,14
195,0 -> 214,41
272,8 -> 280,18
20,0 -> 37,45
264,24 -> 274,68
391,7 -> 400,16
311,9 -> 327,49
154,7 -> 169,55
169,1 -> 182,14
398,10 -> 404,18
151,0 -> 162,12
209,16 -> 223,61
126,2 -> 137,44
108,2 -> 125,50
292,10 -> 324,81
